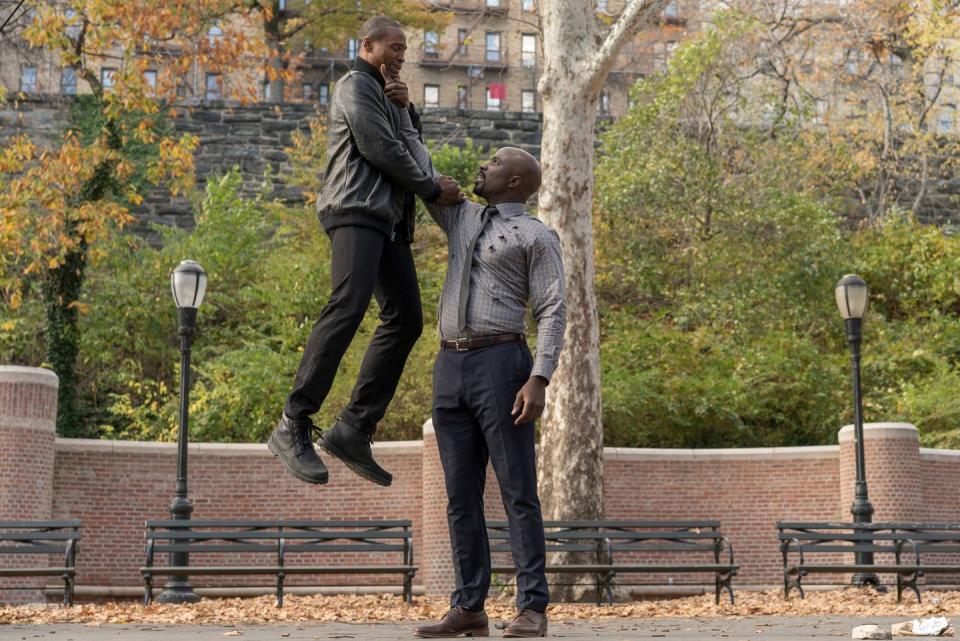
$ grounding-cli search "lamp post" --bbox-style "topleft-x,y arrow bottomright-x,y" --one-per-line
157,260 -> 207,604
835,273 -> 879,589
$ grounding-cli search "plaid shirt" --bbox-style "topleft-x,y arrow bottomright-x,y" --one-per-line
398,112 -> 566,381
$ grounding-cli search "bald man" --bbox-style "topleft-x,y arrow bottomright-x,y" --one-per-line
393,98 -> 565,637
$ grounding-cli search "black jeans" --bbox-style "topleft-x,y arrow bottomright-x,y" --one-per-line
432,341 -> 549,613
284,225 -> 423,433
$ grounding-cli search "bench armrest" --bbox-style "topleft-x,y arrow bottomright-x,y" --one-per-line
716,535 -> 735,566
896,537 -> 921,568
781,536 -> 804,567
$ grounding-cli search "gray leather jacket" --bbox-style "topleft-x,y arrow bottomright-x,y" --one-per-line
317,63 -> 439,241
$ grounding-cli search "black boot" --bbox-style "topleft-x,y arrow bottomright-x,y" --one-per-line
319,418 -> 392,487
267,414 -> 329,484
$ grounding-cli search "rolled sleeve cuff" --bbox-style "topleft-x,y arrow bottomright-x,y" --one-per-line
531,356 -> 557,384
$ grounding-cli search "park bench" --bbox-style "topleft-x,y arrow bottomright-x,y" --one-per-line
489,519 -> 738,605
776,522 -> 960,602
0,520 -> 81,606
141,519 -> 416,606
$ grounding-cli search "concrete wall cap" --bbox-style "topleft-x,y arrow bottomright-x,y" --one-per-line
838,422 -> 918,443
423,419 -> 435,436
55,438 -> 423,456
0,366 -> 59,388
604,445 -> 838,461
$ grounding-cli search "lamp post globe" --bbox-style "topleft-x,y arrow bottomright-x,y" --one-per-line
157,260 -> 207,604
835,273 -> 879,589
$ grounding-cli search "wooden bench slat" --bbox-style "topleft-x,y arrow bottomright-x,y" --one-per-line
489,520 -> 721,529
0,568 -> 75,576
0,546 -> 71,554
0,521 -> 81,529
146,520 -> 412,529
142,565 -> 417,576
0,532 -> 79,542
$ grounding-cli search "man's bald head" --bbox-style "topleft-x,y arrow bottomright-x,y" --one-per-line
474,147 -> 542,204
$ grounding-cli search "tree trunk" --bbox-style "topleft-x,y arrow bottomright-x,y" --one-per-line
264,4 -> 285,102
43,241 -> 86,437
535,0 -> 668,600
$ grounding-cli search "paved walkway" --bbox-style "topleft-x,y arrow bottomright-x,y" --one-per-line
0,616 -> 947,640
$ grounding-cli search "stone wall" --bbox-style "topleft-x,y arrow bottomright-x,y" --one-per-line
3,96 -> 957,227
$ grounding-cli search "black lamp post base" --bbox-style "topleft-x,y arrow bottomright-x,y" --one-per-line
156,582 -> 202,604
850,574 -> 887,592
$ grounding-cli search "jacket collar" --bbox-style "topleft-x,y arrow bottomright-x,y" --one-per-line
354,57 -> 386,89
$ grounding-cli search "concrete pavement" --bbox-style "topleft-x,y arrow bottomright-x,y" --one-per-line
0,616 -> 947,640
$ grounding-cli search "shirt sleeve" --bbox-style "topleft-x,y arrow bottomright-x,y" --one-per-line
528,227 -> 566,382
339,74 -> 440,202
396,107 -> 463,232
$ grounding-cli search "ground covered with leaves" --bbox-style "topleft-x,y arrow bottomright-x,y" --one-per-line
1,589 -> 960,626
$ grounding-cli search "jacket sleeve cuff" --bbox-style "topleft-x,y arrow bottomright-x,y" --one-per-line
423,180 -> 441,203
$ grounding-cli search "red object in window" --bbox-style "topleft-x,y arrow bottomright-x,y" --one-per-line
488,83 -> 506,100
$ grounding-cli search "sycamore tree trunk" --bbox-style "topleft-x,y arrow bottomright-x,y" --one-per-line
264,3 -> 285,102
536,0 -> 671,600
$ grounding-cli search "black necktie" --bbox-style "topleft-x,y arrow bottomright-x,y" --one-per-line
457,206 -> 495,333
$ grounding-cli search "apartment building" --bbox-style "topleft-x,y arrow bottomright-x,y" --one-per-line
295,0 -> 698,118
0,1 -> 696,119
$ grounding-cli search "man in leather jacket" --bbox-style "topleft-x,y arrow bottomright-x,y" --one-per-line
268,15 -> 462,488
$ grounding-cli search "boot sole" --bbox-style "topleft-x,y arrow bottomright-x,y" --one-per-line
267,435 -> 329,485
318,437 -> 392,487
503,626 -> 547,638
412,627 -> 489,638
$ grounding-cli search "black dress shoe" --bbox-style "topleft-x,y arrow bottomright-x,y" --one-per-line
319,418 -> 392,487
413,606 -> 489,638
267,414 -> 329,484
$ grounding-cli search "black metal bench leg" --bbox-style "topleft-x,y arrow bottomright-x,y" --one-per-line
404,572 -> 413,605
143,575 -> 153,606
902,571 -> 921,604
62,572 -> 73,607
717,572 -> 734,605
276,572 -> 285,608
605,572 -> 615,606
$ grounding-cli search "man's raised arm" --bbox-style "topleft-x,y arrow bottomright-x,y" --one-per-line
396,104 -> 464,232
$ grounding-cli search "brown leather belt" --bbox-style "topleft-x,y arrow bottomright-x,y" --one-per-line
441,333 -> 524,352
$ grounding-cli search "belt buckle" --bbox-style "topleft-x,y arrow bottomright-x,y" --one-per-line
454,337 -> 470,351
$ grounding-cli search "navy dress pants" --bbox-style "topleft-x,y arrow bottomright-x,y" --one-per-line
432,340 -> 549,613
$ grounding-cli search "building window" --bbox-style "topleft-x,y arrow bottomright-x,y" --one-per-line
176,81 -> 188,98
485,32 -> 501,62
486,0 -> 501,6
521,90 -> 536,113
303,83 -> 313,100
523,0 -> 535,10
424,30 -> 438,56
938,105 -> 955,133
598,91 -> 610,115
596,0 -> 608,12
457,85 -> 468,109
458,29 -> 468,55
319,84 -> 329,105
813,98 -> 829,125
664,0 -> 678,17
521,34 -> 537,68
20,66 -> 37,93
205,73 -> 222,100
347,38 -> 359,59
100,67 -> 116,91
486,83 -> 505,110
845,49 -> 861,75
61,67 -> 77,95
144,69 -> 157,89
424,84 -> 440,108
262,80 -> 271,100
208,24 -> 223,47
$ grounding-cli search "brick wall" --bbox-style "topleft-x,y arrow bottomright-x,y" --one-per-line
9,367 -> 960,602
